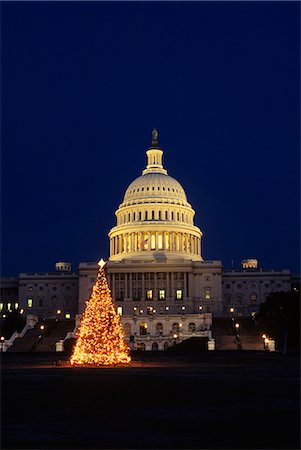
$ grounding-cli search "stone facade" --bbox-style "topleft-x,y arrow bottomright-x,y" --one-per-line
17,269 -> 78,319
0,131 -> 296,350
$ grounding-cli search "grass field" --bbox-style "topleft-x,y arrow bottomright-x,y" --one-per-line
1,351 -> 300,449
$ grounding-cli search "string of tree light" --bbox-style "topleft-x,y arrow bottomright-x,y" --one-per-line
70,259 -> 131,366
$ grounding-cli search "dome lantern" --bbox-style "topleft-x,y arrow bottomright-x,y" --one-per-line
143,129 -> 167,175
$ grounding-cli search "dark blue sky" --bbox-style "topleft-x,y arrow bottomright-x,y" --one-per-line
2,1 -> 300,276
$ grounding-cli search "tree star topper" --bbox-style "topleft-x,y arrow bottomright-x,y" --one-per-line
98,258 -> 106,268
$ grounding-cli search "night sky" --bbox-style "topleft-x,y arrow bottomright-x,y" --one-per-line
2,1 -> 300,276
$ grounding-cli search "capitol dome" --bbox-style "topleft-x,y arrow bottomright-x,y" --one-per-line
108,129 -> 203,262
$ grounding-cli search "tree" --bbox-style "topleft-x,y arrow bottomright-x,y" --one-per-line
255,290 -> 300,353
70,260 -> 131,366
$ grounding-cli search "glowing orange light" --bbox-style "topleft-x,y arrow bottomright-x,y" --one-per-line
70,262 -> 131,366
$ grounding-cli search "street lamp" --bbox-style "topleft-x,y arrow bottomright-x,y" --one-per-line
234,322 -> 241,350
262,334 -> 269,351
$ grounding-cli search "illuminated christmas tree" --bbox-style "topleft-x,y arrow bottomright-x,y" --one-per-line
70,259 -> 131,366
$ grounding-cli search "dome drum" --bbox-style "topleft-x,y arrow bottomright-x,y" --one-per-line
109,229 -> 202,262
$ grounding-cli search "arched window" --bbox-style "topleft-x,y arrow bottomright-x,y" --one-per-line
123,323 -> 131,336
165,211 -> 168,220
152,342 -> 159,351
171,211 -> 174,220
147,306 -> 153,315
139,211 -> 142,221
133,212 -> 136,221
140,323 -> 148,336
158,211 -> 162,220
188,322 -> 196,333
172,323 -> 180,334
152,210 -> 155,220
137,342 -> 146,351
164,342 -> 169,350
156,323 -> 164,336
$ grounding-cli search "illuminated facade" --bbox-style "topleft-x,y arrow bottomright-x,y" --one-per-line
0,130 -> 295,351
79,130 -> 222,349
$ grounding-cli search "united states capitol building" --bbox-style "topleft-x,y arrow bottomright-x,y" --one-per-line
1,130 -> 296,350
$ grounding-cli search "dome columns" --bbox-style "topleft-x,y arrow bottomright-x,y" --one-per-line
109,229 -> 202,261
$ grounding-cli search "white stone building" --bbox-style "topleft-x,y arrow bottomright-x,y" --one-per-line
0,130 -> 295,351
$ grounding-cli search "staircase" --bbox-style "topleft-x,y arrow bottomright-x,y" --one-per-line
8,319 -> 75,352
212,317 -> 263,350
35,319 -> 75,352
9,325 -> 42,352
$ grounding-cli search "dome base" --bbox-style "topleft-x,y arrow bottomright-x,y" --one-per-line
109,251 -> 203,263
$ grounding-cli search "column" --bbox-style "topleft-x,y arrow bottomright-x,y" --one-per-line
184,272 -> 187,299
129,273 -> 133,300
125,274 -> 128,299
142,273 -> 145,299
112,274 -> 116,300
166,272 -> 170,299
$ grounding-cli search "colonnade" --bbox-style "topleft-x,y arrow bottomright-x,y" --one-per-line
110,231 -> 201,256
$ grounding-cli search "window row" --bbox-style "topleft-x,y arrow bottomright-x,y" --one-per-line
123,321 -> 198,336
113,272 -> 185,281
115,289 -> 183,301
128,186 -> 180,194
118,210 -> 192,224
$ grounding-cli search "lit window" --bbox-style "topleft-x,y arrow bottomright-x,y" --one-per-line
146,290 -> 153,300
27,299 -> 33,308
117,306 -> 123,316
139,322 -> 148,335
147,306 -> 153,315
176,290 -> 183,300
204,288 -> 211,300
15,303 -> 19,309
165,233 -> 169,250
158,234 -> 163,249
0,303 -> 3,311
159,290 -> 165,300
65,313 -> 71,319
143,234 -> 149,250
7,303 -> 11,311
250,294 -> 257,303
57,309 -> 61,314
151,234 -> 156,250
